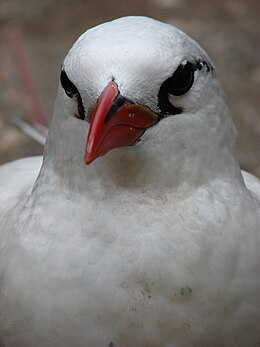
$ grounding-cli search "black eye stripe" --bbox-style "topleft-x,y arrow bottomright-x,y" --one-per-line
60,70 -> 79,97
60,69 -> 85,120
161,62 -> 195,98
158,59 -> 212,116
158,91 -> 183,116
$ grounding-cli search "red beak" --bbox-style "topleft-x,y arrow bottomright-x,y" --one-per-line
85,81 -> 158,164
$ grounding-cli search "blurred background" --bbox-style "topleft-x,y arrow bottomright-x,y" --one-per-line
0,0 -> 259,176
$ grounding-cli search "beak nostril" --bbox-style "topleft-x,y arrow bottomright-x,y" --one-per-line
105,94 -> 133,123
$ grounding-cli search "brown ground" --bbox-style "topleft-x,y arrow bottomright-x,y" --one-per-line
0,0 -> 259,176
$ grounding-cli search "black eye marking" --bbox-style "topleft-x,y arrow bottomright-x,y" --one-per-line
195,60 -> 213,73
166,61 -> 195,97
158,60 -> 212,116
60,69 -> 85,120
60,70 -> 78,97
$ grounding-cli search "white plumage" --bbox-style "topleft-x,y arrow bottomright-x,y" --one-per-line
0,16 -> 259,347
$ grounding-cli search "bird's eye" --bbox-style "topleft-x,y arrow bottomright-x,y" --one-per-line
60,70 -> 79,97
158,61 -> 196,115
60,69 -> 85,120
164,62 -> 195,97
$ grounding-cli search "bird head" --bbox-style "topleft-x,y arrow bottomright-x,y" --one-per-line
47,16 -> 237,188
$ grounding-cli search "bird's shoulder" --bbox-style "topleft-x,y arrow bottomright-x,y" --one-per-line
0,156 -> 42,213
242,170 -> 260,202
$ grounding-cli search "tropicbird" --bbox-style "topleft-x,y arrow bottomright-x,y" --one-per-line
0,16 -> 259,347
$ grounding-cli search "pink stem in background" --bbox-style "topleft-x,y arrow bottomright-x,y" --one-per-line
8,31 -> 48,128
0,56 -> 28,112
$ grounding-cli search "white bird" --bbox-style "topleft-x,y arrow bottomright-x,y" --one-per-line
0,16 -> 259,347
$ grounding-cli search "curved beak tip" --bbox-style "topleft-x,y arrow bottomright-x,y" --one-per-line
85,156 -> 93,165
